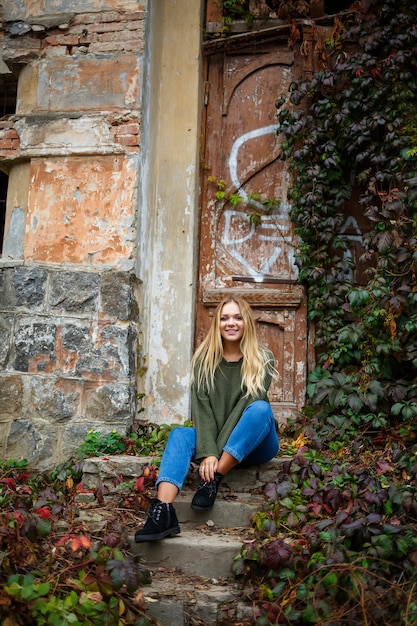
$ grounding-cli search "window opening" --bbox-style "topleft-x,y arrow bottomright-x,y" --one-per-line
0,75 -> 17,254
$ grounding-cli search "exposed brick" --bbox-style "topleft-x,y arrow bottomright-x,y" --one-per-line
0,139 -> 15,149
2,129 -> 18,139
97,11 -> 123,23
89,41 -> 144,53
125,21 -> 145,31
78,34 -> 95,45
44,35 -> 59,45
124,11 -> 146,21
43,45 -> 68,57
71,13 -> 99,26
114,134 -> 139,147
98,30 -> 143,44
90,21 -> 124,33
0,126 -> 20,159
52,34 -> 81,46
113,123 -> 139,135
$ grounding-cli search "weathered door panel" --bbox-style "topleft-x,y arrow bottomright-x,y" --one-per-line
198,44 -> 308,423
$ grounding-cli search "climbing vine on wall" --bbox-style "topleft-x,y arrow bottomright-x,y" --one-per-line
277,0 -> 417,436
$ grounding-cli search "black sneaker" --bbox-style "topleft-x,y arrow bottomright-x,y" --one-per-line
134,498 -> 180,542
191,471 -> 223,511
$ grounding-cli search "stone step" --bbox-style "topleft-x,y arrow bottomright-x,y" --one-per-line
130,525 -> 246,579
141,569 -> 254,626
174,490 -> 262,528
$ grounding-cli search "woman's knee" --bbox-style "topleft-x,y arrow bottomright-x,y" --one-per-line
246,400 -> 273,421
167,426 -> 196,448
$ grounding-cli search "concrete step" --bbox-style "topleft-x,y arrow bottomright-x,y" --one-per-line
130,525 -> 247,579
141,569 -> 255,626
174,491 -> 262,528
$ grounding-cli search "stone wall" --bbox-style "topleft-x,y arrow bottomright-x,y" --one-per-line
0,1 -> 146,469
0,265 -> 139,468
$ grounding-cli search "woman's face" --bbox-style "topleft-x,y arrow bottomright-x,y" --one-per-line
219,301 -> 244,345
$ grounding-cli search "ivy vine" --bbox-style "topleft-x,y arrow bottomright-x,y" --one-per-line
277,0 -> 417,436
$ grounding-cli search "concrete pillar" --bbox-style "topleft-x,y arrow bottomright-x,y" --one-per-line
139,0 -> 203,423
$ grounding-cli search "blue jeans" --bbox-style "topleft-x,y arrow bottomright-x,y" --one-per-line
156,400 -> 279,491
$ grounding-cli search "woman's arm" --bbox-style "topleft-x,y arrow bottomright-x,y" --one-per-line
192,386 -> 221,461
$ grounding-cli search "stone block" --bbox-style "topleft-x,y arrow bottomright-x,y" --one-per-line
61,322 -> 136,378
84,381 -> 135,421
0,315 -> 13,366
12,265 -> 48,309
0,375 -> 23,417
13,318 -> 57,373
6,418 -> 59,469
99,323 -> 137,376
0,268 -> 15,310
0,266 -> 48,311
100,271 -> 139,322
146,601 -> 185,626
133,530 -> 242,579
82,455 -> 154,490
29,377 -> 81,422
49,270 -> 99,315
61,322 -> 93,363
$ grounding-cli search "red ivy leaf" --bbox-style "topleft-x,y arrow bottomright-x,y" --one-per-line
133,477 -> 145,493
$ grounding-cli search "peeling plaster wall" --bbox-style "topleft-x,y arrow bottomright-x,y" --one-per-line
25,156 -> 137,267
138,0 -> 203,424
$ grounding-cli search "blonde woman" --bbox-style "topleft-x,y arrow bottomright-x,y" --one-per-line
135,295 -> 279,542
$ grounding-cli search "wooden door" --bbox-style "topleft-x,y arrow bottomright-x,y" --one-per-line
197,38 -> 308,424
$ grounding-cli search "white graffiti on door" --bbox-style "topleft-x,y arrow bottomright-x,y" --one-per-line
221,124 -> 297,279
222,210 -> 293,279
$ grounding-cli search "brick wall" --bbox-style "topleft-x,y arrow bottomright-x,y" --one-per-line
0,122 -> 20,159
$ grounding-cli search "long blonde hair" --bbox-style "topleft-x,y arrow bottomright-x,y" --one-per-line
191,295 -> 273,397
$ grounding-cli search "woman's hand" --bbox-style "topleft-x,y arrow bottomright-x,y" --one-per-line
199,456 -> 218,482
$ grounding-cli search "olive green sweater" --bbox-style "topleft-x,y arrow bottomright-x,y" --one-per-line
191,350 -> 274,461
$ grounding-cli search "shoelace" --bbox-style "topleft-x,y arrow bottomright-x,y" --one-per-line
148,502 -> 164,522
198,480 -> 218,497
